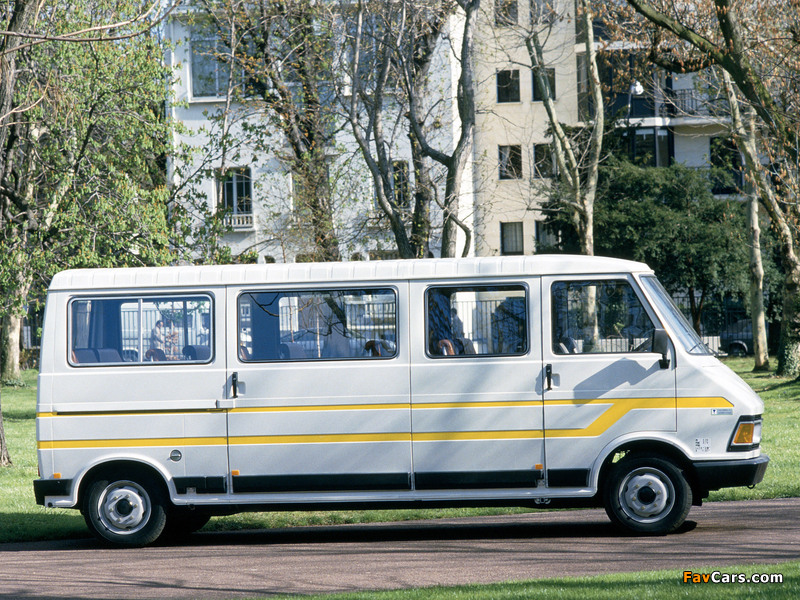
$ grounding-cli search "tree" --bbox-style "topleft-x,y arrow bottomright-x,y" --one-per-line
402,0 -> 479,258
189,0 -> 342,262
525,0 -> 605,256
0,0 -> 177,464
594,160 -> 752,331
616,0 -> 800,375
343,0 -> 448,259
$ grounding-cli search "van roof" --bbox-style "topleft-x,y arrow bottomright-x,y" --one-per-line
48,255 -> 652,291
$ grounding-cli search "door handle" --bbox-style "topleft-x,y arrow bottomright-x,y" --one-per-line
231,372 -> 239,398
545,364 -> 553,391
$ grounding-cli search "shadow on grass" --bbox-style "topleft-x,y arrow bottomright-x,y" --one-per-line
0,512 -> 88,547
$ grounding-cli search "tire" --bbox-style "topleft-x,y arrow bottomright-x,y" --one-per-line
603,455 -> 692,535
730,343 -> 748,357
83,473 -> 168,547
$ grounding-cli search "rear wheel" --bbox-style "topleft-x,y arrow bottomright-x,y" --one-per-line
604,455 -> 692,535
83,473 -> 167,547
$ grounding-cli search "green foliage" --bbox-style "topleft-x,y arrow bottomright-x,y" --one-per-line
594,160 -> 746,293
1,0 -> 179,323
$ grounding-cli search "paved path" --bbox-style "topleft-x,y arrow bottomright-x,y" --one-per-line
1,499 -> 798,599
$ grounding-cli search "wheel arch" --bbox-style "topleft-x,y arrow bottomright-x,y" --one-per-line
593,437 -> 702,505
77,459 -> 173,510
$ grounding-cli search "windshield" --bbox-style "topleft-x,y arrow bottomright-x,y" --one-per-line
639,275 -> 712,355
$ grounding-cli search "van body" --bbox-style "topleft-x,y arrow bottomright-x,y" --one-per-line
34,256 -> 768,546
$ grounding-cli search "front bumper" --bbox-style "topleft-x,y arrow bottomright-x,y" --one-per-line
693,455 -> 769,492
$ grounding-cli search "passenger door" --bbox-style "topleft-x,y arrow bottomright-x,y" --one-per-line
225,284 -> 412,495
541,275 -> 677,489
409,279 -> 545,490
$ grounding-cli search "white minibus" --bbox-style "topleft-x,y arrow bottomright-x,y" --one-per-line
34,256 -> 768,546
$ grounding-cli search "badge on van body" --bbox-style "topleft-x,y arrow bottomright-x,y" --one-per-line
711,408 -> 733,415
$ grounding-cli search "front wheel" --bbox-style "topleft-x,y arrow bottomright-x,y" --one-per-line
604,455 -> 692,535
83,474 -> 168,547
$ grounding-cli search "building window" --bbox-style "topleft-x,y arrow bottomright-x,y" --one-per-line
191,25 -> 236,98
627,127 -> 671,167
392,160 -> 410,208
495,0 -> 518,26
533,144 -> 555,178
499,145 -> 523,180
531,0 -> 557,23
500,222 -> 524,255
532,67 -> 556,101
497,69 -> 521,103
218,167 -> 253,229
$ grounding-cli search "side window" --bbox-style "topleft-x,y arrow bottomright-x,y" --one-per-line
238,288 -> 397,361
551,280 -> 655,355
70,296 -> 213,365
426,285 -> 527,357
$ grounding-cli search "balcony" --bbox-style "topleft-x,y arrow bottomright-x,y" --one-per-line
665,89 -> 728,118
224,213 -> 255,231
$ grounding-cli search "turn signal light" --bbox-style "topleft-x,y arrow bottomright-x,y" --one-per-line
732,423 -> 755,445
728,417 -> 762,451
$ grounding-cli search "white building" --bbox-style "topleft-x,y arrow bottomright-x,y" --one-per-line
165,1 -> 734,263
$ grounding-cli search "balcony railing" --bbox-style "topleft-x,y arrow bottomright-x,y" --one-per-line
224,213 -> 255,231
664,89 -> 729,118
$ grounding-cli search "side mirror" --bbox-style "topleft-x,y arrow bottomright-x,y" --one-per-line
652,328 -> 671,369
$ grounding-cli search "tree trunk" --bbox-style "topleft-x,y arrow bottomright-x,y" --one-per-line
1,313 -> 22,381
0,394 -> 11,466
747,190 -> 769,371
777,265 -> 800,378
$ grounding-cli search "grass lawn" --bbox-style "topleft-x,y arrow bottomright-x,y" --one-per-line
248,562 -> 800,600
0,357 -> 798,543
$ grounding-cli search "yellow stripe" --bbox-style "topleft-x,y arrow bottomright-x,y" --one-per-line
230,403 -> 408,414
36,397 -> 733,447
38,436 -> 227,450
414,401 -> 541,410
413,430 -> 543,441
230,432 -> 410,445
546,397 -> 675,438
677,396 -> 733,408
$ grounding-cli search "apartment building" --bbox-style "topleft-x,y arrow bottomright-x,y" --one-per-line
165,1 -> 733,263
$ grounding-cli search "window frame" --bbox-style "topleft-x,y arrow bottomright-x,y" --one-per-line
500,222 -> 524,255
236,286 -> 399,363
496,69 -> 521,103
499,144 -> 523,180
549,277 -> 661,356
532,143 -> 556,179
67,293 -> 215,368
532,67 -> 556,102
217,167 -> 253,217
494,0 -> 519,26
424,283 -> 530,359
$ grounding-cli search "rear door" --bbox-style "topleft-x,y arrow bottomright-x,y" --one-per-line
55,291 -> 228,495
541,275 -> 676,489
